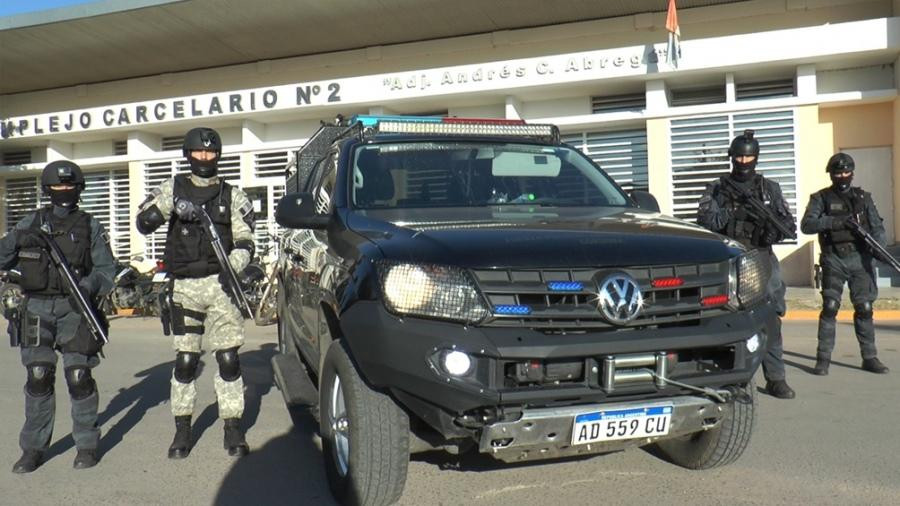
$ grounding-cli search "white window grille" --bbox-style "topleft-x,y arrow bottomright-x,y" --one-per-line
736,79 -> 795,101
4,170 -> 131,259
590,92 -> 646,114
254,150 -> 290,179
2,150 -> 32,165
4,176 -> 42,229
161,136 -> 185,152
562,128 -> 649,192
670,109 -> 798,231
113,140 -> 128,156
81,169 -> 131,260
141,155 -> 241,261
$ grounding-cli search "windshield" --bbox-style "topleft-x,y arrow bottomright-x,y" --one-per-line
350,141 -> 631,209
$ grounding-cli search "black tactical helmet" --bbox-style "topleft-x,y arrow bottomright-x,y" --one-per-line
728,129 -> 760,158
182,127 -> 222,177
826,152 -> 855,173
182,127 -> 222,157
41,160 -> 85,187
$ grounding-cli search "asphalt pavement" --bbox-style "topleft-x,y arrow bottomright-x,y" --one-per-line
1,317 -> 899,506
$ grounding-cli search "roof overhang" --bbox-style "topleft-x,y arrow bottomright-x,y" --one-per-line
0,0 -> 748,95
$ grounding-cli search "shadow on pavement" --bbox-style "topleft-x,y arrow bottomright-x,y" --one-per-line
193,343 -> 277,446
47,342 -> 279,461
47,359 -> 176,460
783,349 -> 863,372
213,406 -> 335,506
411,446 -> 595,472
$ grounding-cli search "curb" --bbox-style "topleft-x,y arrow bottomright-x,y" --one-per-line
783,310 -> 900,321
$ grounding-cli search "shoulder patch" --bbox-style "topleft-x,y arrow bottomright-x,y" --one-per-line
239,200 -> 253,217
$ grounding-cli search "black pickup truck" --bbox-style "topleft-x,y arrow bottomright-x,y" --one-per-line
272,116 -> 773,506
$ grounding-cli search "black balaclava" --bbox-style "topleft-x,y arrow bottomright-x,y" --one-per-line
728,129 -> 760,182
826,153 -> 855,193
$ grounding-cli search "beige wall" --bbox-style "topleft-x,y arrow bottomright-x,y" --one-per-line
646,118 -> 672,214
820,101 -> 899,240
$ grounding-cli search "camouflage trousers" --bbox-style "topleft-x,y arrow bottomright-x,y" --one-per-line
168,274 -> 245,418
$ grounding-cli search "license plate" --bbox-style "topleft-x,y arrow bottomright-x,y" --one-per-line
152,272 -> 169,283
571,405 -> 672,445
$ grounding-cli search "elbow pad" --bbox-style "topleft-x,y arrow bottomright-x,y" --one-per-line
136,205 -> 166,235
233,239 -> 255,263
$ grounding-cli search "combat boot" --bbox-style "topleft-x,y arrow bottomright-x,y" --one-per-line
862,357 -> 889,374
765,380 -> 796,399
812,356 -> 830,376
167,415 -> 192,459
12,450 -> 43,474
223,418 -> 249,457
73,449 -> 98,469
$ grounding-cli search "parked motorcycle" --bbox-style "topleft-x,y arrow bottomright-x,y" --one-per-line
105,254 -> 160,316
241,236 -> 279,326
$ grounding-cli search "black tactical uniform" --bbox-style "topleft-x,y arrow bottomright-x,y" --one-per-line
800,153 -> 889,375
697,130 -> 796,399
0,161 -> 116,473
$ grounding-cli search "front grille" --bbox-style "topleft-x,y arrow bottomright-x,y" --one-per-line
474,262 -> 732,330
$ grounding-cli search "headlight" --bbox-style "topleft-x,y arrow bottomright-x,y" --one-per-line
378,262 -> 488,323
728,249 -> 770,309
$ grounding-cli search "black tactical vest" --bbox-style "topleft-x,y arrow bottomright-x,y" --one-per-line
722,175 -> 773,249
819,187 -> 869,254
18,208 -> 93,296
164,174 -> 234,278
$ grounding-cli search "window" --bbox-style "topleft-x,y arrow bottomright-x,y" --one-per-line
670,85 -> 726,107
591,92 -> 646,114
562,128 -> 649,192
254,150 -> 289,179
4,170 -> 131,259
736,79 -> 795,101
670,109 -> 798,235
1,150 -> 32,165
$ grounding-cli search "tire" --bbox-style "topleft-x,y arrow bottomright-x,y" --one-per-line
651,381 -> 757,470
320,340 -> 409,506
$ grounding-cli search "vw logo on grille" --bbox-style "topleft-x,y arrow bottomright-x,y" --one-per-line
596,273 -> 643,325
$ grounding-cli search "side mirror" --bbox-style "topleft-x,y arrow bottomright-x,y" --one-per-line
630,190 -> 660,213
276,192 -> 330,229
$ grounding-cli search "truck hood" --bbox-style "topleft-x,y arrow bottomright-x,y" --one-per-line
345,207 -> 742,268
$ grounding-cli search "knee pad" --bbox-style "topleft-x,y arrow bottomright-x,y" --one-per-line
821,298 -> 841,319
854,301 -> 873,320
64,366 -> 96,400
173,351 -> 200,383
215,347 -> 241,381
25,363 -> 56,397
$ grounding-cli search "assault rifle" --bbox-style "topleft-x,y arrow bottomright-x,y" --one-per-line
197,207 -> 253,319
37,222 -> 109,348
721,177 -> 797,240
846,219 -> 900,273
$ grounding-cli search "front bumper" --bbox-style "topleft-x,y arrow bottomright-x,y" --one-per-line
479,394 -> 723,463
340,300 -> 772,438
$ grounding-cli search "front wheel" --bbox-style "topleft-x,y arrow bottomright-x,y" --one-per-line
651,381 -> 757,469
320,340 -> 409,506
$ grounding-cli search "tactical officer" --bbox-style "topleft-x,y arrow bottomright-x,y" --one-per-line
0,160 -> 116,472
135,127 -> 255,458
800,153 -> 889,375
697,130 -> 796,399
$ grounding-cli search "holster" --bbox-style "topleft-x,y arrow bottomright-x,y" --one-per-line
19,310 -> 45,348
7,306 -> 21,347
159,281 -> 173,336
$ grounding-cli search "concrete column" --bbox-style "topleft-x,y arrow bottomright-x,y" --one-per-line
646,118 -> 672,215
46,140 -> 73,161
796,64 -> 817,99
127,131 -> 160,158
725,73 -> 736,103
645,80 -> 669,113
242,120 -> 266,147
505,96 -> 523,120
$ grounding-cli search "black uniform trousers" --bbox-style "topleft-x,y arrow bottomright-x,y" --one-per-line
817,250 -> 878,359
18,297 -> 100,452
763,249 -> 787,382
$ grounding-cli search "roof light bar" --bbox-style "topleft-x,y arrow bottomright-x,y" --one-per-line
352,115 -> 559,141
